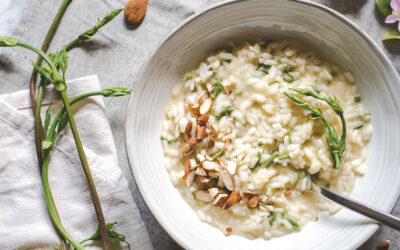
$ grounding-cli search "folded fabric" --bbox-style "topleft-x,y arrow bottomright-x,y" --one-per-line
0,75 -> 152,249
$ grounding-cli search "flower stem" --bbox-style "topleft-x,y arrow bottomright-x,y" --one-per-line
59,90 -> 110,249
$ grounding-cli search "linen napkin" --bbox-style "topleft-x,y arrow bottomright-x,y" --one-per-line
0,75 -> 152,249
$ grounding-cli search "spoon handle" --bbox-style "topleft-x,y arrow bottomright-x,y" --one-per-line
319,187 -> 400,230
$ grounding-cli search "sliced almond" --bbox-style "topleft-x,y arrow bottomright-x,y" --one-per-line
200,98 -> 213,115
217,175 -> 224,187
207,122 -> 219,135
196,153 -> 206,163
178,117 -> 189,134
183,161 -> 191,180
189,158 -> 198,170
190,104 -> 200,117
212,193 -> 228,207
208,171 -> 219,179
195,167 -> 207,176
178,142 -> 191,154
247,195 -> 260,208
196,176 -> 211,185
185,120 -> 192,137
225,84 -> 232,94
208,187 -> 220,198
202,161 -> 221,172
197,114 -> 209,125
220,167 -> 235,191
197,126 -> 207,139
187,137 -> 198,146
285,189 -> 292,197
195,190 -> 213,203
225,227 -> 232,234
224,191 -> 238,209
186,171 -> 195,187
206,135 -> 215,148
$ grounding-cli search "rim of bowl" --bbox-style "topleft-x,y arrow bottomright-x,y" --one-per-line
124,0 -> 400,248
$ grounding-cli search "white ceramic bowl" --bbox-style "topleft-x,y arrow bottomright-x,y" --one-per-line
125,0 -> 400,249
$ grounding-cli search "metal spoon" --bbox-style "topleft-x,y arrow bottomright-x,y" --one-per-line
307,174 -> 400,230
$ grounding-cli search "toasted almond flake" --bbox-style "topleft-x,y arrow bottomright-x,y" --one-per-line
225,227 -> 232,233
243,191 -> 254,200
196,153 -> 206,162
212,193 -> 228,207
285,189 -> 292,197
197,126 -> 207,139
206,123 -> 219,135
188,137 -> 198,146
178,117 -> 189,133
200,98 -> 213,115
196,176 -> 211,185
208,171 -> 219,179
185,120 -> 192,137
208,187 -> 220,198
197,114 -> 209,125
220,167 -> 234,191
202,161 -> 221,172
195,167 -> 207,176
226,85 -> 232,94
225,191 -> 238,209
178,142 -> 191,154
195,90 -> 206,104
195,190 -> 213,202
189,158 -> 198,170
247,195 -> 260,208
217,175 -> 224,187
206,135 -> 215,148
183,161 -> 191,180
190,105 -> 200,116
186,171 -> 195,187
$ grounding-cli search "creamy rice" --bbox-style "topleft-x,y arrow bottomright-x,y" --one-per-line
161,40 -> 373,239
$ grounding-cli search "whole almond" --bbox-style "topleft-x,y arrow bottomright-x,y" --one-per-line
124,0 -> 148,24
197,114 -> 209,125
197,126 -> 207,139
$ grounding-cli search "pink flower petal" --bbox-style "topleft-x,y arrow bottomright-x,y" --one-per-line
391,0 -> 400,12
385,14 -> 399,23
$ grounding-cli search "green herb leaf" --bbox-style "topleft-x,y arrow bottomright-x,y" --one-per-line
44,104 -> 52,136
79,9 -> 123,41
257,142 -> 263,147
287,129 -> 293,144
261,151 -> 279,168
256,63 -> 271,74
354,95 -> 361,103
102,87 -> 131,97
297,172 -> 302,181
382,30 -> 400,40
269,212 -> 277,224
32,63 -> 53,83
211,150 -> 225,161
286,217 -> 300,231
0,36 -> 18,47
186,75 -> 194,81
216,106 -> 234,121
376,0 -> 392,16
353,121 -> 364,129
251,151 -> 262,173
278,155 -> 290,160
57,113 -> 68,134
80,222 -> 129,247
58,49 -> 69,75
212,79 -> 224,100
282,72 -> 294,83
283,64 -> 297,73
192,192 -> 197,200
42,140 -> 53,150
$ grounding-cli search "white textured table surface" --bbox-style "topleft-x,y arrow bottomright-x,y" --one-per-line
0,0 -> 399,249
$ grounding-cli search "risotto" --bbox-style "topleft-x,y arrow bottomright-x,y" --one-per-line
160,40 -> 373,239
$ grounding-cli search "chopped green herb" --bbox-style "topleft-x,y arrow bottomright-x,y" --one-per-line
287,129 -> 293,144
325,183 -> 330,189
353,121 -> 364,129
208,67 -> 213,71
286,217 -> 300,231
278,155 -> 290,160
271,187 -> 283,194
269,212 -> 277,224
216,106 -> 234,121
236,91 -> 243,96
261,151 -> 279,168
192,192 -> 197,200
354,95 -> 361,103
282,72 -> 294,83
257,142 -> 263,147
186,75 -> 194,81
297,172 -> 302,180
251,151 -> 262,173
211,150 -> 225,161
212,79 -> 224,100
283,64 -> 297,73
363,112 -> 371,116
256,63 -> 271,74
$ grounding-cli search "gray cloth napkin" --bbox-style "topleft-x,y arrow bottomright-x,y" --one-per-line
0,75 -> 152,249
0,0 -> 399,249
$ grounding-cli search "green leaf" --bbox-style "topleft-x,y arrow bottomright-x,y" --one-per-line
286,217 -> 300,231
287,129 -> 293,144
57,113 -> 68,134
102,87 -> 131,97
256,63 -> 271,74
42,140 -> 53,150
212,79 -> 224,100
261,151 -> 279,168
354,95 -> 361,103
376,0 -> 392,16
80,222 -> 129,248
353,121 -> 364,129
78,9 -> 123,41
382,30 -> 400,40
283,64 -> 297,73
216,106 -> 234,121
282,72 -> 294,83
44,104 -> 52,136
269,212 -> 277,224
58,50 -> 69,75
211,150 -> 225,161
0,36 -> 18,47
32,63 -> 52,82
297,172 -> 302,181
